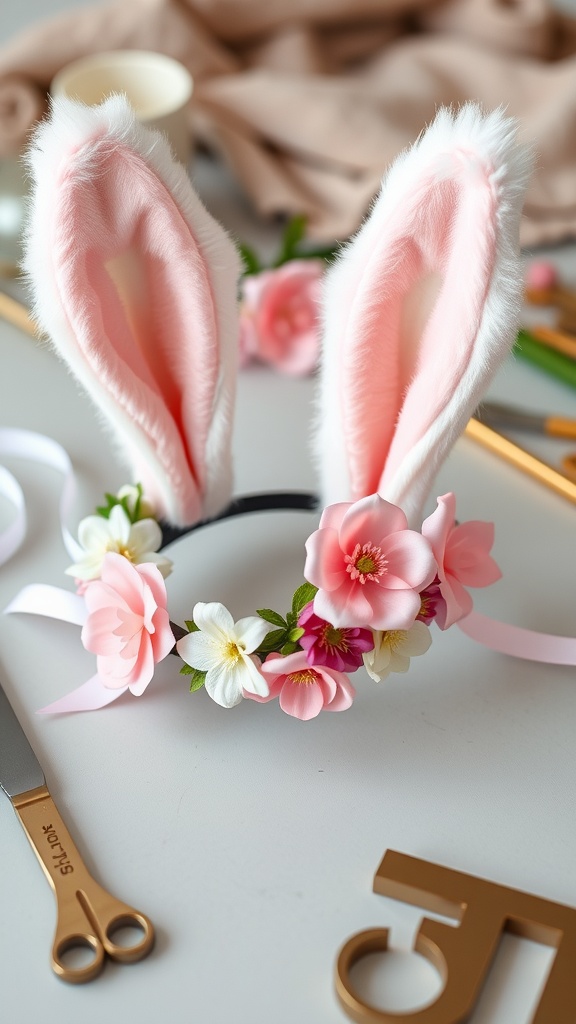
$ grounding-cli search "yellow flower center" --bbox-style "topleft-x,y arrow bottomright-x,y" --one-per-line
345,542 -> 388,584
114,543 -> 134,561
288,670 -> 317,686
321,625 -> 347,652
381,630 -> 406,652
223,640 -> 242,664
356,555 -> 376,574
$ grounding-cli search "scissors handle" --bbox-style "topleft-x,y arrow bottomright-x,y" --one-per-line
12,784 -> 154,983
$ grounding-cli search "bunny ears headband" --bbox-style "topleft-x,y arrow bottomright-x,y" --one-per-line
10,95 -> 569,720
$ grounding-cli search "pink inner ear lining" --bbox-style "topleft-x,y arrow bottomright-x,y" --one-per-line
344,235 -> 427,499
52,142 -> 222,522
397,266 -> 444,388
381,172 -> 496,487
100,242 -> 195,478
342,161 -> 497,502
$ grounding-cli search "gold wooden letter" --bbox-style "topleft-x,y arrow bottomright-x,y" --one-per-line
335,849 -> 576,1023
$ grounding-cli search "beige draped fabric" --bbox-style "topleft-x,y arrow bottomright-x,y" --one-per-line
1,0 -> 576,245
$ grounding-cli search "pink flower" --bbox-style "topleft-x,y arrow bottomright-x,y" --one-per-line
239,259 -> 323,375
81,552 -> 175,694
304,494 -> 437,630
297,602 -> 374,672
245,650 -> 355,720
422,493 -> 501,629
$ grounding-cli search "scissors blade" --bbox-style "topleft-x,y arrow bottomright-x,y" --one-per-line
475,401 -> 546,433
0,677 -> 45,800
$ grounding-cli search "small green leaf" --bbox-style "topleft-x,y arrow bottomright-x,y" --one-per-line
288,627 -> 304,643
95,484 -> 146,524
273,214 -> 307,266
189,669 -> 207,692
131,483 -> 143,522
180,663 -> 194,675
95,492 -> 119,519
239,243 -> 261,276
285,611 -> 297,630
280,641 -> 299,656
119,495 -> 132,517
184,619 -> 200,633
291,581 -> 318,616
256,628 -> 287,655
257,608 -> 286,628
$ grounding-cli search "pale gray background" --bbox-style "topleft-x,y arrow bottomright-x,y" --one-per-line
1,2 -> 576,1022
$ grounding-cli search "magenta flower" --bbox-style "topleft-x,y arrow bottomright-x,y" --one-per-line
422,493 -> 501,629
81,552 -> 175,694
304,494 -> 437,630
245,650 -> 355,720
297,602 -> 373,671
416,580 -> 445,625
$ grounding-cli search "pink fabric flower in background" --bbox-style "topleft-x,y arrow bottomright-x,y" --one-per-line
297,601 -> 373,671
304,494 -> 437,630
422,493 -> 501,629
239,259 -> 323,375
81,552 -> 175,694
245,650 -> 355,720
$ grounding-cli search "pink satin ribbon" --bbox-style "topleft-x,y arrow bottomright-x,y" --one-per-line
3,429 -> 576,715
37,675 -> 127,714
458,611 -> 576,665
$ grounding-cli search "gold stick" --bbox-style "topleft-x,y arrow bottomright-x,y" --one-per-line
465,416 -> 576,505
0,291 -> 38,339
531,323 -> 576,361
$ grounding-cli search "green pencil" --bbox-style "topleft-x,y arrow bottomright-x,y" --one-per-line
514,328 -> 576,390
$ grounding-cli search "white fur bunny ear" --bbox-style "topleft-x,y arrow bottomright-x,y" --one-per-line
315,105 -> 531,524
24,96 -> 242,527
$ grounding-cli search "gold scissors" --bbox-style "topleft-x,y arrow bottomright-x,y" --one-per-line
14,787 -> 155,983
0,677 -> 155,983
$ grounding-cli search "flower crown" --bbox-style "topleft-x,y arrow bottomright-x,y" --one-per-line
16,96 -> 572,720
38,481 -> 497,719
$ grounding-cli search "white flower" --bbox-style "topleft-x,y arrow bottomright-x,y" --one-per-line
363,621 -> 432,682
66,504 -> 173,581
176,602 -> 271,708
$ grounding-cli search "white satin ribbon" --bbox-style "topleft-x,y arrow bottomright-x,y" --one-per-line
4,584 -> 87,625
0,427 -> 82,565
0,429 -> 126,712
0,462 -> 26,565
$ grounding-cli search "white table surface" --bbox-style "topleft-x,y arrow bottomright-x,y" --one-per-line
3,4 -> 576,1022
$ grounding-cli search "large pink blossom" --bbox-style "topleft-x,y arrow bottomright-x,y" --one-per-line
245,650 -> 355,720
239,259 -> 323,375
304,494 -> 436,630
81,552 -> 175,694
422,493 -> 501,629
